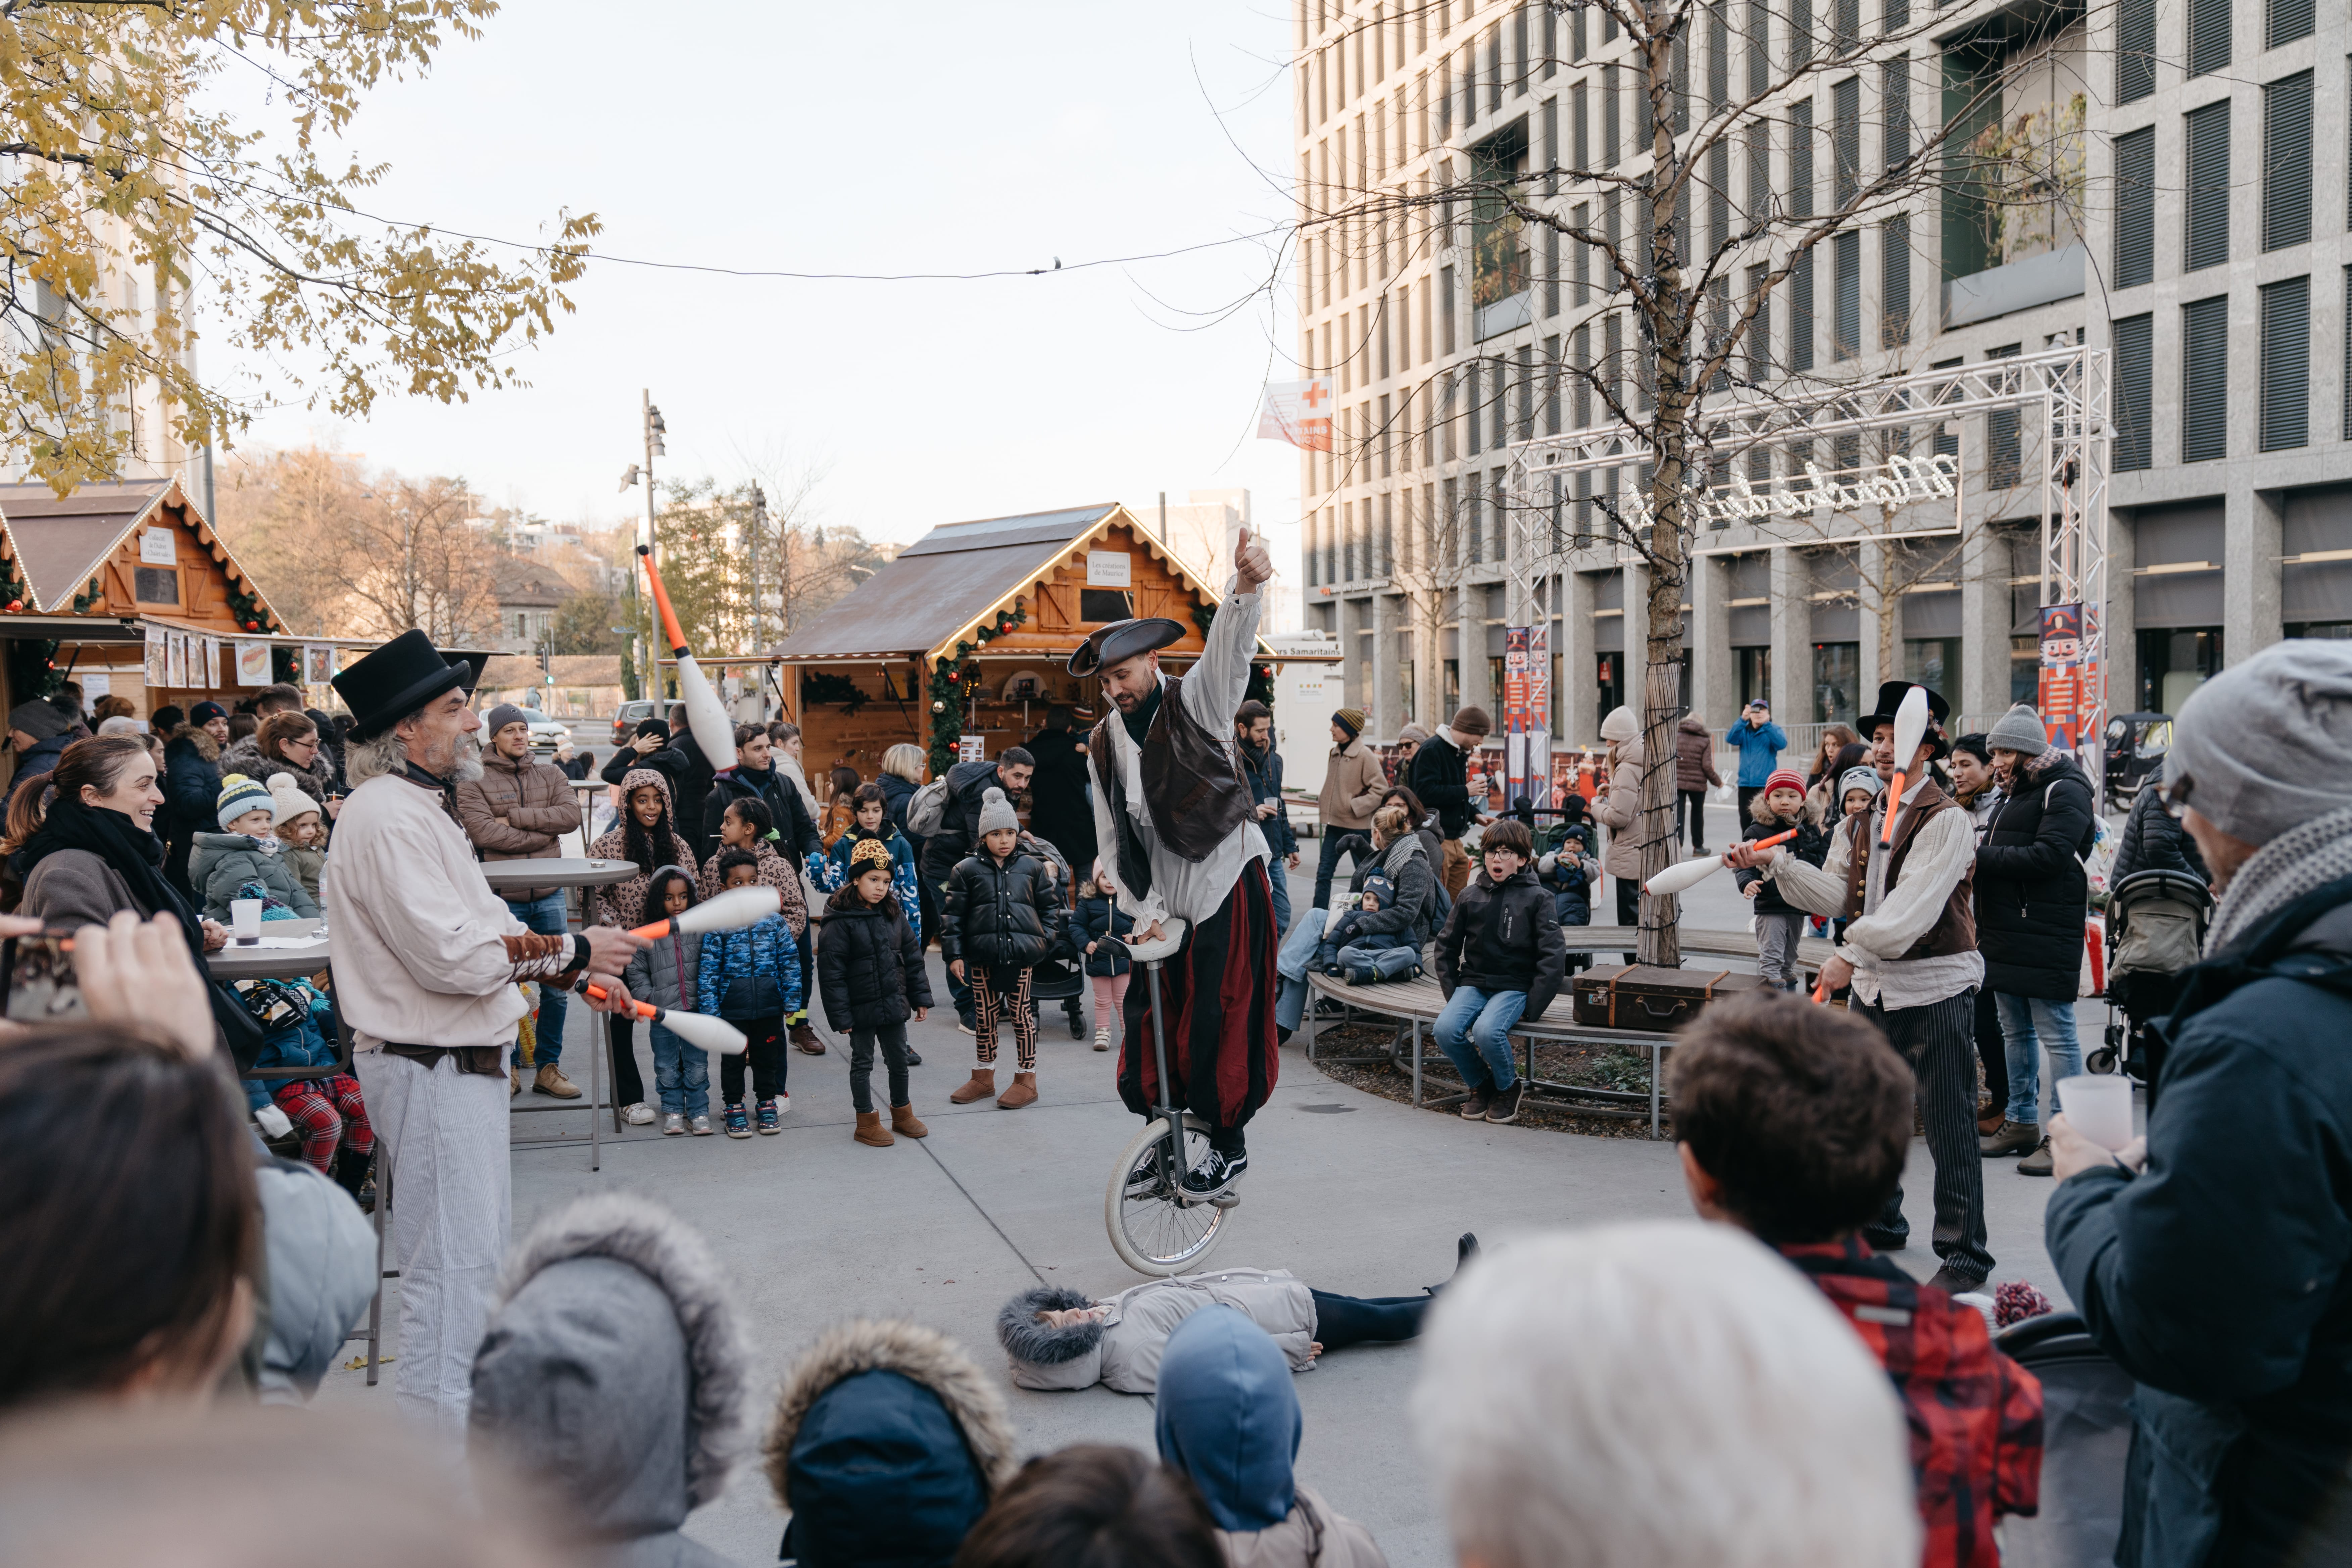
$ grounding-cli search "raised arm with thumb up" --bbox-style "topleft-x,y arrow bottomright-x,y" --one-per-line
1234,525 -> 1273,589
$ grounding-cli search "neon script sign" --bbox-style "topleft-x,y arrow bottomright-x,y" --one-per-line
1617,452 -> 1961,530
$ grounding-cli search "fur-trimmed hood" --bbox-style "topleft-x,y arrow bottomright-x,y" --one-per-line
764,1319 -> 1019,1568
997,1284 -> 1102,1368
469,1195 -> 748,1561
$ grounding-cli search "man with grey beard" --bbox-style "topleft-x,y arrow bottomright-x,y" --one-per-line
324,630 -> 642,1442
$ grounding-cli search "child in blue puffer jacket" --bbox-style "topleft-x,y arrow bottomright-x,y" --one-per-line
237,978 -> 372,1196
698,849 -> 803,1139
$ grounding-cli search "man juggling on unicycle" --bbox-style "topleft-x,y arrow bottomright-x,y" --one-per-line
1076,528 -> 1280,1200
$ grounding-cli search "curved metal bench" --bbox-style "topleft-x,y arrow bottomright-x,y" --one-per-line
1299,925 -> 1839,1137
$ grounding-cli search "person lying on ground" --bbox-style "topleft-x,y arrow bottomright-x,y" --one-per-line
996,1236 -> 1475,1394
1670,992 -> 2043,1568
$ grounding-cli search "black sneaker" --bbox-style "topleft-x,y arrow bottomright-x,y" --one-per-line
1486,1081 -> 1525,1124
1459,1088 -> 1494,1121
1180,1148 -> 1248,1200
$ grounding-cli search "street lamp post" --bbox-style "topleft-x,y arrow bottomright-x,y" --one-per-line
618,391 -> 668,700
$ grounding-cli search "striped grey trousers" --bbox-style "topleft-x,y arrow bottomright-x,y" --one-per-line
1855,989 -> 1994,1283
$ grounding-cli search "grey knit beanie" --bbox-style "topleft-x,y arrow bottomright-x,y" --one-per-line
1983,704 -> 2049,758
1838,766 -> 1883,801
2168,640 -> 2352,847
977,786 -> 1019,837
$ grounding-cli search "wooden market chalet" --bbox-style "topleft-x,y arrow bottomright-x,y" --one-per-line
0,475 -> 368,788
771,502 -> 1264,769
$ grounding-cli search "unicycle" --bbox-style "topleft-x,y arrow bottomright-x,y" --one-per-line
1102,919 -> 1235,1276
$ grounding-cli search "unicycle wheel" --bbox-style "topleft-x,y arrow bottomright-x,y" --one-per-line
1104,1112 -> 1231,1276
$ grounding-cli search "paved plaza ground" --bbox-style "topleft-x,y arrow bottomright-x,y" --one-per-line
316,798 -> 2088,1567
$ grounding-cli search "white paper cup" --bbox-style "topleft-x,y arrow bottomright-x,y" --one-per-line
230,898 -> 263,943
2056,1074 -> 2134,1152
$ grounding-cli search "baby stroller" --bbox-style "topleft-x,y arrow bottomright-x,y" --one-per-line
1028,955 -> 1089,1039
2092,868 -> 2212,1092
1993,1311 -> 2135,1568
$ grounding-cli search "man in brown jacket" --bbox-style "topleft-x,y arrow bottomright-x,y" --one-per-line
456,704 -> 586,1098
1314,707 -> 1388,914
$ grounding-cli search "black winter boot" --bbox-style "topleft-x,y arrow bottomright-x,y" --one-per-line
332,1145 -> 374,1210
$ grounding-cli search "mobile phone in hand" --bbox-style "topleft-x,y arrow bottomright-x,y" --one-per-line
4,929 -> 84,1023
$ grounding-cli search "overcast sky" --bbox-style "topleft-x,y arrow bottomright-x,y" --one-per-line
208,0 -> 1303,571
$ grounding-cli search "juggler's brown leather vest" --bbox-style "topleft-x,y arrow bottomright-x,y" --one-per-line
1839,778 -> 1978,960
1091,672 -> 1252,897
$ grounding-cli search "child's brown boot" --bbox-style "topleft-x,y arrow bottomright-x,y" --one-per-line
890,1102 -> 930,1138
995,1071 -> 1038,1110
949,1068 -> 996,1104
853,1110 -> 893,1147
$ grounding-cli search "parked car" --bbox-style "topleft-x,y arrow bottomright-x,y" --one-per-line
509,707 -> 571,755
609,699 -> 660,748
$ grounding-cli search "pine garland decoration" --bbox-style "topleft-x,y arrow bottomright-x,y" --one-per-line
925,600 -> 1028,773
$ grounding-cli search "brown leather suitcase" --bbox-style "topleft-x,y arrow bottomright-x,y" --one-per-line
1570,965 -> 1768,1031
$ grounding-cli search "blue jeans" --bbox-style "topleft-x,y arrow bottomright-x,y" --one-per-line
1267,854 -> 1292,936
505,891 -> 568,1067
1274,910 -> 1327,1033
1996,992 -> 2081,1125
1434,986 -> 1528,1095
1313,832 -> 1371,912
649,1022 -> 709,1118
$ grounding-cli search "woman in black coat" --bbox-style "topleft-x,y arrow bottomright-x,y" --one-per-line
2111,778 -> 2209,886
1023,707 -> 1096,880
1976,729 -> 2098,1153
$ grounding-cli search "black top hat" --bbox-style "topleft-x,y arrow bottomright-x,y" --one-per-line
332,628 -> 471,741
1856,680 -> 1953,758
1067,617 -> 1187,678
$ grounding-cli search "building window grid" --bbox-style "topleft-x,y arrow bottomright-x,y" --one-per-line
2184,100 -> 2232,272
2114,313 -> 2155,471
2188,0 -> 2231,77
2263,70 -> 2313,253
2259,274 -> 2310,451
2115,125 -> 2156,288
2182,293 -> 2231,463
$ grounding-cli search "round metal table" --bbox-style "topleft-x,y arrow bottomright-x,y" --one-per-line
483,858 -> 647,1166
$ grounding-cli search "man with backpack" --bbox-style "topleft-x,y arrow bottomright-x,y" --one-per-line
2046,641 -> 2352,1567
913,745 -> 1035,1031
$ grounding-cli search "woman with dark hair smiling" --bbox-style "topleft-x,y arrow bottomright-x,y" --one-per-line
12,736 -> 259,1065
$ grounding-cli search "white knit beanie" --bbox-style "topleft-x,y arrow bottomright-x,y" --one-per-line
265,771 -> 323,825
977,786 -> 1019,836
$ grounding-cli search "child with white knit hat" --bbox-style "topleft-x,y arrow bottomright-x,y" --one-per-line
191,773 -> 320,922
267,771 -> 329,907
941,787 -> 1067,1110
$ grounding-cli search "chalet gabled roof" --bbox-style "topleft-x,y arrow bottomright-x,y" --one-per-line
0,473 -> 285,623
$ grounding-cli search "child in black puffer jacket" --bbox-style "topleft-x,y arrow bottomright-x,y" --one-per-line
817,835 -> 934,1147
1733,768 -> 1833,990
942,788 -> 1067,1111
1071,873 -> 1134,1054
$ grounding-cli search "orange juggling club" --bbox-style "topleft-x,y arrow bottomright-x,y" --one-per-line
1642,827 -> 1797,897
627,885 -> 780,943
575,979 -> 747,1055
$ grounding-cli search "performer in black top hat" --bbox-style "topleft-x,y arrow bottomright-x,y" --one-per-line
1726,679 -> 1995,1292
1077,528 -> 1279,1200
324,629 -> 642,1441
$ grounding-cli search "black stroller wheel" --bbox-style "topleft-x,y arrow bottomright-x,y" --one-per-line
2086,1046 -> 2118,1074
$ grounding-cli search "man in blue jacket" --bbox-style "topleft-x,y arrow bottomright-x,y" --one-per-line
2046,641 -> 2352,1568
1728,699 -> 1786,821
